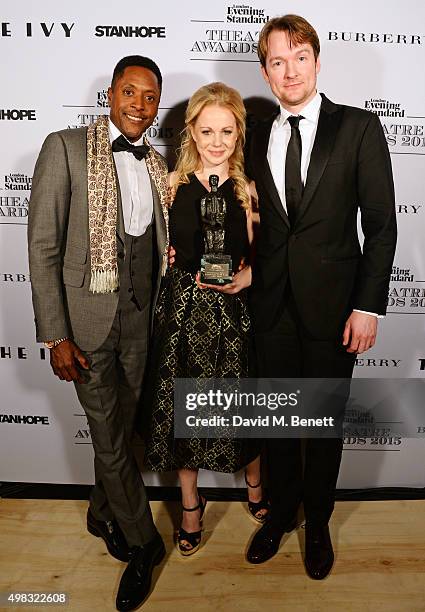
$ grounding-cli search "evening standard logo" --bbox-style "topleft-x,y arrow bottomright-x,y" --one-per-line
365,98 -> 424,153
97,89 -> 108,108
1,174 -> 30,225
65,87 -> 108,129
0,109 -> 36,121
0,414 -> 49,425
94,25 -> 166,38
388,264 -> 425,312
343,408 -> 401,448
226,4 -> 270,24
1,173 -> 32,191
190,4 -> 267,58
365,98 -> 405,118
328,31 -> 425,44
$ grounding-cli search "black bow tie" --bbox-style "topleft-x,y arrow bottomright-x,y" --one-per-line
112,135 -> 149,160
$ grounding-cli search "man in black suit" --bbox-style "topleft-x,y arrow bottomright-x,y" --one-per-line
246,15 -> 397,578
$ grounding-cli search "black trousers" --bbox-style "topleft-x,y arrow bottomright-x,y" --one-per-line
254,289 -> 356,527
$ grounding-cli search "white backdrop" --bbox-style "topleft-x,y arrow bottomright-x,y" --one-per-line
1,0 -> 424,489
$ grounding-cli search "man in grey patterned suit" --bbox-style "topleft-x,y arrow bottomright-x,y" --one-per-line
28,56 -> 169,611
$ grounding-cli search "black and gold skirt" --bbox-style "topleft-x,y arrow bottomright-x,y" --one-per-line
142,266 -> 259,473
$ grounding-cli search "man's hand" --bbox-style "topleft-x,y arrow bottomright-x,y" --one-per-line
342,311 -> 378,354
50,339 -> 90,383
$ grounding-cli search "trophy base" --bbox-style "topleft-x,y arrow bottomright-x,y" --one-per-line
201,254 -> 232,285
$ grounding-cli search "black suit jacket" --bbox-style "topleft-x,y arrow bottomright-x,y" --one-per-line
247,93 -> 397,339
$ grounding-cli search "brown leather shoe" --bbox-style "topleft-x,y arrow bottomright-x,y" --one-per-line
246,518 -> 297,564
304,523 -> 334,580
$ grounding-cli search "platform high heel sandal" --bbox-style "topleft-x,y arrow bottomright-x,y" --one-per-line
177,494 -> 207,556
245,473 -> 270,523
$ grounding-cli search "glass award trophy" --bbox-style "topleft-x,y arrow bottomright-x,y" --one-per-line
200,174 -> 232,285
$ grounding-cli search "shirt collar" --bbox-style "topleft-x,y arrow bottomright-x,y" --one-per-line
276,91 -> 322,128
108,117 -> 146,146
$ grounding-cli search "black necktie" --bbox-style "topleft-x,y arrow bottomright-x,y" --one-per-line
285,115 -> 304,225
112,135 -> 149,160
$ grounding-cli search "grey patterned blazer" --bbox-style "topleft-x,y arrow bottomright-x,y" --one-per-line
28,127 -> 168,351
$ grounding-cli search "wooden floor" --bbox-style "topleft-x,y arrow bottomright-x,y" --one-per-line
1,498 -> 424,612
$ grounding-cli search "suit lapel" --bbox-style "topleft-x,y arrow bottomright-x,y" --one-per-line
110,153 -> 125,246
149,175 -> 166,255
296,94 -> 342,225
116,179 -> 125,246
144,145 -> 169,276
255,114 -> 290,228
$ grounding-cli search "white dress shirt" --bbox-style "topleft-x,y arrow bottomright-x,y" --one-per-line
109,121 -> 153,237
267,91 -> 380,319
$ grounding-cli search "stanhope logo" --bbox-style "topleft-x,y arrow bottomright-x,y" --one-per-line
0,414 -> 49,425
94,25 -> 166,38
0,109 -> 36,121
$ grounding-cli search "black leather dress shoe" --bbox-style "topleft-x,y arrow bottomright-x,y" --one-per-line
86,508 -> 131,562
116,533 -> 165,611
246,518 -> 297,564
304,523 -> 334,580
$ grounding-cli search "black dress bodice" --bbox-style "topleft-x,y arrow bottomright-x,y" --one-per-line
170,174 -> 249,274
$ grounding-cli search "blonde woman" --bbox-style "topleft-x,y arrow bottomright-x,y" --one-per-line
143,82 -> 268,555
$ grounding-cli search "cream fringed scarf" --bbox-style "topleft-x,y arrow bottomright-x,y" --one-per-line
86,115 -> 170,294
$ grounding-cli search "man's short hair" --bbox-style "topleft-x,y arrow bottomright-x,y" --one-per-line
258,14 -> 320,67
111,55 -> 162,90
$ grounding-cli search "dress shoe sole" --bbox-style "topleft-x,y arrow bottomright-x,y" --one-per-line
87,521 -> 130,563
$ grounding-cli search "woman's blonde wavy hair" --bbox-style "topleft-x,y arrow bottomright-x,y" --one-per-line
172,82 -> 250,210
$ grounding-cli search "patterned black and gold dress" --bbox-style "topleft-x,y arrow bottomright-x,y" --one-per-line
143,174 -> 259,473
